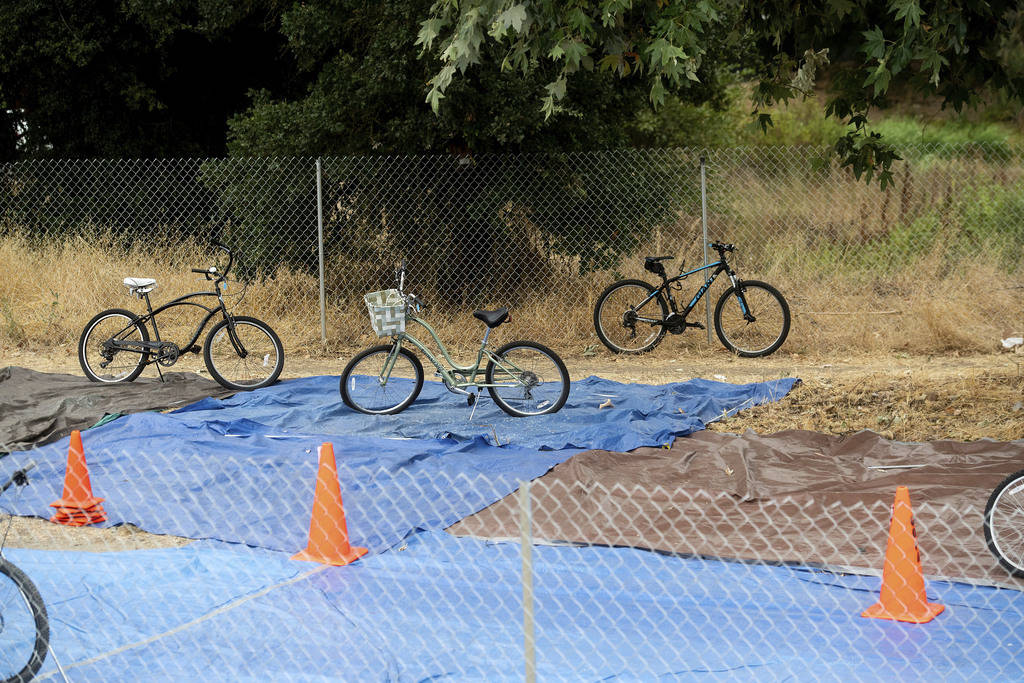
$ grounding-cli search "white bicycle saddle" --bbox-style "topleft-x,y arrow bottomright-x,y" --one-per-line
123,277 -> 157,296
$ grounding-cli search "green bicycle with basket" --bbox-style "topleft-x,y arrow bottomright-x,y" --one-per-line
340,262 -> 570,417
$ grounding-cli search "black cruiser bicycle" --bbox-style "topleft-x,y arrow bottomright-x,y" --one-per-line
78,241 -> 284,391
593,241 -> 790,357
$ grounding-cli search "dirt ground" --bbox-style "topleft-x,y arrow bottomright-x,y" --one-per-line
3,344 -> 1022,552
7,343 -> 1023,442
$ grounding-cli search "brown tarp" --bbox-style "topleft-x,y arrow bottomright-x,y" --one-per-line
0,366 -> 234,452
448,429 -> 1024,588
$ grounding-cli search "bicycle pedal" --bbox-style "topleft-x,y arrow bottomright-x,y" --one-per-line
467,393 -> 477,407
188,345 -> 201,354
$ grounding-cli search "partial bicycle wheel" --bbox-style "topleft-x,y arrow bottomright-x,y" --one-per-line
203,316 -> 284,390
593,279 -> 669,354
713,280 -> 790,357
984,469 -> 1024,578
78,308 -> 150,382
0,557 -> 49,683
486,341 -> 570,417
340,345 -> 424,415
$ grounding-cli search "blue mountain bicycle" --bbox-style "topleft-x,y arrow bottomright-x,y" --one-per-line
594,241 -> 790,357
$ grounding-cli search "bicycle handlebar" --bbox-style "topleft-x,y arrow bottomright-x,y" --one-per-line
709,241 -> 735,253
193,242 -> 237,281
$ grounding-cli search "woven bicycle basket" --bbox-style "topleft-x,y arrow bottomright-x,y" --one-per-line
364,289 -> 407,337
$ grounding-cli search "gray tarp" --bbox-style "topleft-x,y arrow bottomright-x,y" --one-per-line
448,429 -> 1024,587
0,366 -> 234,452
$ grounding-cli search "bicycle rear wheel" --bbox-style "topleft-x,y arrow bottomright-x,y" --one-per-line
340,345 -> 424,415
0,557 -> 49,683
984,469 -> 1024,578
486,341 -> 570,417
593,280 -> 669,354
713,280 -> 790,357
78,308 -> 150,382
203,316 -> 284,390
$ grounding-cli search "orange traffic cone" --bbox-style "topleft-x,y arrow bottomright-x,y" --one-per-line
862,486 -> 944,623
292,443 -> 368,566
49,430 -> 107,526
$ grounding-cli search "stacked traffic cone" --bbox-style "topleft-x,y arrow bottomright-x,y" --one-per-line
292,442 -> 367,566
49,430 -> 107,526
862,486 -> 945,623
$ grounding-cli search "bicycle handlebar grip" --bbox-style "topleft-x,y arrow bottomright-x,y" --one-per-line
191,269 -> 208,274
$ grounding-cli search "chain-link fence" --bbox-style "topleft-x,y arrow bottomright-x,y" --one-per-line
3,441 -> 1023,679
2,145 -> 1022,357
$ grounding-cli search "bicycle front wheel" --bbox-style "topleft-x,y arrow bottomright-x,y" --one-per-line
203,316 -> 284,390
340,345 -> 424,415
713,280 -> 790,357
0,557 -> 49,683
593,280 -> 669,354
78,308 -> 150,383
486,341 -> 570,417
984,469 -> 1024,578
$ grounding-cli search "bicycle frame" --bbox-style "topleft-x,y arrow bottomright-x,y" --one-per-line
634,256 -> 749,324
378,315 -> 521,392
105,286 -> 244,365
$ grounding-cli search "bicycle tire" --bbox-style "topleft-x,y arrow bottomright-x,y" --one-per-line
713,280 -> 790,358
203,316 -> 285,391
78,308 -> 150,383
0,556 -> 49,683
485,341 -> 570,417
593,279 -> 669,354
340,345 -> 424,415
984,469 -> 1024,578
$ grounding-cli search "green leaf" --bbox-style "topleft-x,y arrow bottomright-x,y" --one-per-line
860,27 -> 886,60
415,18 -> 446,49
494,4 -> 528,34
891,0 -> 923,29
649,77 -> 667,108
545,75 -> 567,101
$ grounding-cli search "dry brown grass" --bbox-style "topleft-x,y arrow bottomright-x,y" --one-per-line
0,231 -> 1020,363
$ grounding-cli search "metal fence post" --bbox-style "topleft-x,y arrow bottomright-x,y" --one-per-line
316,157 -> 327,346
520,480 -> 536,683
700,155 -> 711,342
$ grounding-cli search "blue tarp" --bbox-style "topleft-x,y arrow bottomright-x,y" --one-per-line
171,375 -> 798,452
3,375 -> 797,554
15,531 -> 1023,681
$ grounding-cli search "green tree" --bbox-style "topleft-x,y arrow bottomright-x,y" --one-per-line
223,1 -> 711,294
0,0 -> 297,159
418,0 -> 1024,187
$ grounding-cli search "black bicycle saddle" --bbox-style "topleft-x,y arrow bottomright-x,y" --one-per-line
473,307 -> 510,328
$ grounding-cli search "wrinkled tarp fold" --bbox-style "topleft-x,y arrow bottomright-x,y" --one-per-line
450,429 -> 1024,587
0,366 -> 234,452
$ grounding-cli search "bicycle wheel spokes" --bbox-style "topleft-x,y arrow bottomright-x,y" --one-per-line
0,558 -> 49,683
594,281 -> 667,354
487,344 -> 568,416
715,282 -> 790,357
343,348 -> 422,414
79,310 -> 148,382
987,476 -> 1024,576
204,317 -> 283,390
